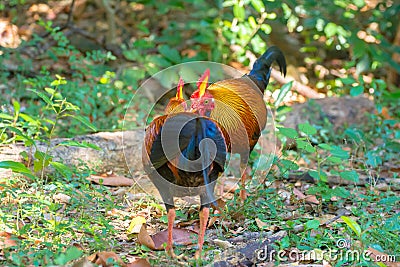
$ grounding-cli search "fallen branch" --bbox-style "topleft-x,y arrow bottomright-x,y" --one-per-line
271,68 -> 321,99
0,130 -> 145,179
231,45 -> 321,99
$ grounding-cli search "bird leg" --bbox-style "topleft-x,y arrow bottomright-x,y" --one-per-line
166,208 -> 176,257
195,207 -> 209,259
240,161 -> 250,201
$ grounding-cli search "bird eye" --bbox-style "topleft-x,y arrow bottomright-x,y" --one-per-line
204,99 -> 209,104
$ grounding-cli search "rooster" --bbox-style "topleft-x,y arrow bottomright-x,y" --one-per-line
142,79 -> 227,259
190,46 -> 287,200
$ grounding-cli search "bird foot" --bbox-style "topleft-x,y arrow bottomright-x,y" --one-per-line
166,247 -> 185,259
166,246 -> 176,258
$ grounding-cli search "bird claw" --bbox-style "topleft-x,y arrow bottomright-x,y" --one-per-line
166,246 -> 185,260
166,247 -> 177,258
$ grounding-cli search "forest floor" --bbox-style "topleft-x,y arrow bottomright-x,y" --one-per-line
0,1 -> 399,266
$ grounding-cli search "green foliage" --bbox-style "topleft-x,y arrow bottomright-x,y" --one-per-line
0,0 -> 398,265
0,23 -> 121,136
0,170 -> 118,266
0,75 -> 99,184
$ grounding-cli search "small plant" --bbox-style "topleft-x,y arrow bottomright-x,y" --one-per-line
0,74 -> 99,185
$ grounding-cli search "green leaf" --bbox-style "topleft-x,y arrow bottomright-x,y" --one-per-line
341,215 -> 362,237
251,0 -> 265,12
0,113 -> 14,120
386,141 -> 400,152
233,4 -> 245,21
377,196 -> 400,205
20,151 -> 29,161
248,16 -> 257,28
296,140 -> 316,153
339,170 -> 359,183
279,127 -> 298,138
65,115 -> 98,131
350,85 -> 364,96
274,81 -> 293,108
159,215 -> 168,224
308,170 -> 328,182
324,22 -> 337,38
341,77 -> 356,85
50,162 -> 73,179
353,0 -> 365,7
327,156 -> 342,163
12,100 -> 20,115
34,151 -> 52,172
0,161 -> 35,179
28,89 -> 54,107
7,126 -> 35,147
298,122 -> 317,135
305,219 -> 320,229
365,150 -> 382,167
356,55 -> 370,75
45,87 -> 63,99
54,246 -> 83,265
318,143 -> 332,150
332,187 -> 350,198
344,128 -> 364,141
59,140 -> 101,151
158,45 -> 181,63
51,76 -> 67,86
280,159 -> 299,171
44,87 -> 56,95
308,170 -> 319,180
331,146 -> 349,159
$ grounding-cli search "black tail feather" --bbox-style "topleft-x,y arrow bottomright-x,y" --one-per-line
248,46 -> 287,91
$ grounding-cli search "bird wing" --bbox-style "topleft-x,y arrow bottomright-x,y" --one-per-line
147,113 -> 197,170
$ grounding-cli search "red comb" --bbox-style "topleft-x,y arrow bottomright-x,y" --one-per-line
176,77 -> 184,99
197,69 -> 210,88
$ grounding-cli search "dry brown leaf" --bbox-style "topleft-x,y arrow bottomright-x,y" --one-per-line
127,216 -> 147,234
151,228 -> 197,249
366,247 -> 399,267
317,214 -> 337,225
87,251 -> 126,267
223,177 -> 240,193
138,224 -> 156,250
53,193 -> 71,203
255,218 -> 268,229
293,188 -> 320,204
212,239 -> 233,249
176,219 -> 198,228
293,187 -> 306,199
305,195 -> 320,204
88,175 -> 134,186
138,224 -> 197,250
208,199 -> 226,227
0,231 -> 18,250
126,258 -> 151,267
0,20 -> 21,48
71,257 -> 96,267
